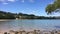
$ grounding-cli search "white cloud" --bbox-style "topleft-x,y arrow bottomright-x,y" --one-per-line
20,0 -> 35,3
0,0 -> 18,4
2,2 -> 8,4
0,0 -> 35,4
8,0 -> 16,2
29,0 -> 34,3
21,0 -> 24,3
0,0 -> 5,2
0,0 -> 4,1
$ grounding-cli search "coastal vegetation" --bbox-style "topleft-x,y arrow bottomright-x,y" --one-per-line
46,0 -> 60,14
0,11 -> 60,19
0,11 -> 16,19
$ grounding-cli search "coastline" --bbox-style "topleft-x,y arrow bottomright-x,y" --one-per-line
0,18 -> 60,21
0,19 -> 15,21
0,19 -> 9,21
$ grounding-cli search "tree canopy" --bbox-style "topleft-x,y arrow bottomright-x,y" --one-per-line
46,0 -> 60,14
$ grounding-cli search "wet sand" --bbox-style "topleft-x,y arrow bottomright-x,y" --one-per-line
0,19 -> 10,21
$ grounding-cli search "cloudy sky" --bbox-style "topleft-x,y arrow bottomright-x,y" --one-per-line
0,0 -> 57,16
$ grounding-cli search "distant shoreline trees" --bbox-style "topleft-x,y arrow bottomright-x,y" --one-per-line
0,11 -> 36,19
0,11 -> 16,19
0,11 -> 60,19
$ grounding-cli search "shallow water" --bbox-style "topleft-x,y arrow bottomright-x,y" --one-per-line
0,19 -> 60,32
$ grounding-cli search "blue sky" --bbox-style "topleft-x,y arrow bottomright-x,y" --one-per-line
0,0 -> 56,16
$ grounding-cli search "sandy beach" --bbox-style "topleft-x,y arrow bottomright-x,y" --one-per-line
0,19 -> 14,21
0,20 -> 8,21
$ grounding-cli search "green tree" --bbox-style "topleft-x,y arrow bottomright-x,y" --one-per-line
0,11 -> 15,19
46,0 -> 60,14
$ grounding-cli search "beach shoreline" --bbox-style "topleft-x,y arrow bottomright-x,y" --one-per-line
0,19 -> 15,21
0,20 -> 9,21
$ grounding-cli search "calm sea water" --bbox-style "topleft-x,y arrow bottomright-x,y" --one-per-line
0,19 -> 60,32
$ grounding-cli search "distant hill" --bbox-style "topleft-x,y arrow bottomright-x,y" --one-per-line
0,11 -> 60,19
0,11 -> 16,19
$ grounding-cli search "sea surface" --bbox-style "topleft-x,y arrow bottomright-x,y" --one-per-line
0,19 -> 60,32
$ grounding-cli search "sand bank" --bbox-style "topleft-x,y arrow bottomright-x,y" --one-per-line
0,19 -> 14,21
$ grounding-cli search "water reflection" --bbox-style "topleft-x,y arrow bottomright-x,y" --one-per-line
0,19 -> 60,32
